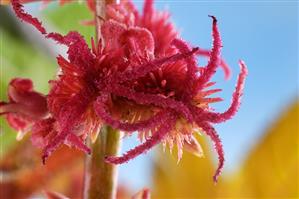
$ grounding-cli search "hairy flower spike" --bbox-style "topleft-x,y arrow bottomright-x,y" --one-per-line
195,16 -> 222,91
197,122 -> 224,182
4,0 -> 248,182
11,0 -> 46,34
203,60 -> 248,123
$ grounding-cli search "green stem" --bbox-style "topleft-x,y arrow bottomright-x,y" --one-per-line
84,125 -> 121,199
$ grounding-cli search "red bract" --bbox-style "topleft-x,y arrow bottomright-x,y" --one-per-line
5,0 -> 248,182
106,0 -> 231,79
0,78 -> 48,139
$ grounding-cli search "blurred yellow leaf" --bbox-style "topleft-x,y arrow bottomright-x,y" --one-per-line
152,101 -> 299,198
228,101 -> 299,198
152,134 -> 221,198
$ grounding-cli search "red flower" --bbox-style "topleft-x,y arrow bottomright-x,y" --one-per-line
9,0 -> 196,161
5,0 -> 248,182
0,78 -> 48,139
43,24 -> 196,162
97,17 -> 248,182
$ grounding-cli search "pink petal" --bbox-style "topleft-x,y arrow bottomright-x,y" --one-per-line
200,89 -> 222,97
184,135 -> 204,157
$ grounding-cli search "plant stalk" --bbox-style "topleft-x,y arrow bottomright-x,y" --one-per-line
84,126 -> 121,199
84,1 -> 121,199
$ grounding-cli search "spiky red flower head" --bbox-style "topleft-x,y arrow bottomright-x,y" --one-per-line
7,0 -> 197,161
2,0 -> 248,182
98,14 -> 248,182
42,22 -> 198,162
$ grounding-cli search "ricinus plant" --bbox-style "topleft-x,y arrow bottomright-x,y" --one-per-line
0,0 -> 247,198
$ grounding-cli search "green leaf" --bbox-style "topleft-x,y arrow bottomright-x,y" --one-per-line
43,2 -> 94,41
